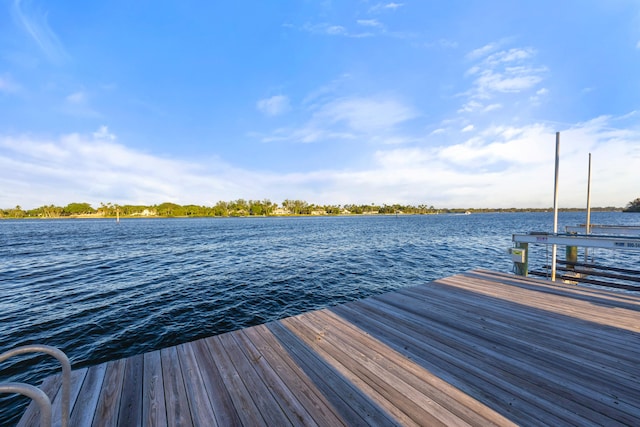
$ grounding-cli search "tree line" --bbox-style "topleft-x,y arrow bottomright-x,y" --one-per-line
624,198 -> 640,212
0,199 -> 627,219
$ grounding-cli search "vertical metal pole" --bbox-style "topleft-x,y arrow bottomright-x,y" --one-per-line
585,153 -> 592,262
551,132 -> 560,281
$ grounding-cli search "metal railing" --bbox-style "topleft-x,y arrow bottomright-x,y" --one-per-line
0,345 -> 71,427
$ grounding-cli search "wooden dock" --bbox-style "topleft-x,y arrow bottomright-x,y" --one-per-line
18,270 -> 640,426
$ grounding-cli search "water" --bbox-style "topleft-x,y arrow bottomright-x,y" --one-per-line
1,211 -> 637,424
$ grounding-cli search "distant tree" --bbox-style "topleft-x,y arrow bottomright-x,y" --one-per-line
213,201 -> 229,216
41,204 -> 62,218
62,202 -> 95,216
9,205 -> 25,218
156,202 -> 183,217
623,197 -> 640,212
98,202 -> 117,217
228,199 -> 249,216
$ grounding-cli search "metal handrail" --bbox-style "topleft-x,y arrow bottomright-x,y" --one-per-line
0,345 -> 71,427
0,382 -> 52,426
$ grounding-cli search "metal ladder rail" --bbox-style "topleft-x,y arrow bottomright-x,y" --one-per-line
0,345 -> 71,427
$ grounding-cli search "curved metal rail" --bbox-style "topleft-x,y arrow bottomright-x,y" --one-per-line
0,345 -> 71,427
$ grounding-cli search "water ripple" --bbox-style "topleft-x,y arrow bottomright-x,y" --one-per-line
1,212 -> 637,424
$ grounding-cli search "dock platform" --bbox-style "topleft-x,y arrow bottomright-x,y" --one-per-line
18,270 -> 640,426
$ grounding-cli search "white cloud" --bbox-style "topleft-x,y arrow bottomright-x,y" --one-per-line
484,48 -> 535,65
0,130 -> 251,208
357,19 -> 383,28
461,43 -> 547,111
316,96 -> 417,132
458,101 -> 482,113
369,2 -> 404,13
1,115 -> 638,209
474,67 -> 545,94
257,95 -> 291,116
457,101 -> 502,113
466,43 -> 500,60
530,88 -> 549,105
461,124 -> 474,132
93,126 -> 116,141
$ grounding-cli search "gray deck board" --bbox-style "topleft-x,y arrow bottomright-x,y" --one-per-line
18,270 -> 640,426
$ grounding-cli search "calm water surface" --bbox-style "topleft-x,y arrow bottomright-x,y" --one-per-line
1,212 -> 637,423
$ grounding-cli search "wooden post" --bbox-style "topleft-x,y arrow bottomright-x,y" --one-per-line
566,246 -> 577,270
514,242 -> 529,276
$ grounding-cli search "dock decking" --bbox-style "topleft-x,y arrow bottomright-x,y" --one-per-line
18,270 -> 640,426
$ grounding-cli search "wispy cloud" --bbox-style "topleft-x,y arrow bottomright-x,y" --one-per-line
466,42 -> 500,60
357,19 -> 383,28
66,91 -> 86,104
258,94 -> 418,143
11,0 -> 69,64
459,43 -> 547,115
369,2 -> 404,13
61,90 -> 101,117
299,22 -> 372,38
0,128 -> 249,208
257,95 -> 291,116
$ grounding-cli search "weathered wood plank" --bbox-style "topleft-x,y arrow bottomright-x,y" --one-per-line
267,321 -> 398,427
118,353 -> 143,426
92,358 -> 125,427
216,331 -> 293,426
282,313 -> 431,427
175,343 -> 217,426
69,363 -> 108,427
18,368 -> 89,427
399,282 -> 640,391
189,339 -> 241,426
333,301 -> 573,425
231,329 -> 316,426
403,279 -> 640,362
444,271 -> 640,331
143,350 -> 167,427
311,309 -> 517,427
202,335 -> 265,426
333,277 -> 640,426
362,293 -> 638,424
247,324 -> 346,426
161,346 -> 193,427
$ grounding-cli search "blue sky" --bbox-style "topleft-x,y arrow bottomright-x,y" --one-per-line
1,0 -> 639,209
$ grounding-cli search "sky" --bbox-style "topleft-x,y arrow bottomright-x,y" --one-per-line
1,0 -> 639,209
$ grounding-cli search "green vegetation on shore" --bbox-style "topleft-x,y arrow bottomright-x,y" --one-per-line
0,199 -> 625,219
624,198 -> 640,213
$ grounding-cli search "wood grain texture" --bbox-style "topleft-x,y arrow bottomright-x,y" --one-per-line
18,270 -> 640,427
